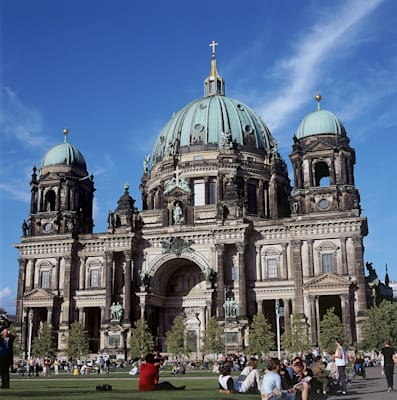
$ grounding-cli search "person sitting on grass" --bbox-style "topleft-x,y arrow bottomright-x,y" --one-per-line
218,364 -> 235,394
138,353 -> 186,391
234,357 -> 261,394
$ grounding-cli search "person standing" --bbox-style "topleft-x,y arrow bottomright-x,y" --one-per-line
334,338 -> 347,395
0,328 -> 15,389
381,338 -> 397,392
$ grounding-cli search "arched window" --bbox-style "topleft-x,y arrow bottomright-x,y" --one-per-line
314,161 -> 330,187
45,190 -> 56,211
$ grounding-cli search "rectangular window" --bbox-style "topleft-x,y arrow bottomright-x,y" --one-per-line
40,271 -> 50,288
90,269 -> 99,288
247,182 -> 258,214
266,258 -> 278,279
322,253 -> 335,273
194,180 -> 205,206
209,179 -> 217,204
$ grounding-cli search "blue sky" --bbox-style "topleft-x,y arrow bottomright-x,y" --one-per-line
1,0 -> 396,313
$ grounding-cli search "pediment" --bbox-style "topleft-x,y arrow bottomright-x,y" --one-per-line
40,171 -> 61,181
303,273 -> 351,289
22,288 -> 56,300
305,140 -> 335,153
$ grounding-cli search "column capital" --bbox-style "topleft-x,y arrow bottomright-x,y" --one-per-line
215,243 -> 224,252
236,243 -> 245,253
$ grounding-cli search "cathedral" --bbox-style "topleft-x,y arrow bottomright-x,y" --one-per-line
14,43 -> 368,358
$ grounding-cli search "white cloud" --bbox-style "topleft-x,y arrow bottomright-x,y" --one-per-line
256,0 -> 384,132
0,287 -> 14,313
0,86 -> 46,148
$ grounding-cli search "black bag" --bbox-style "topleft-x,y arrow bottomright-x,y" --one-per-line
96,384 -> 112,391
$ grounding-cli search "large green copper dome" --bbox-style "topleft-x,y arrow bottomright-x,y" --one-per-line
151,48 -> 276,166
41,129 -> 87,170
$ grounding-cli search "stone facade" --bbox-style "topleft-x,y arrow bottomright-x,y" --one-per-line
14,52 -> 368,358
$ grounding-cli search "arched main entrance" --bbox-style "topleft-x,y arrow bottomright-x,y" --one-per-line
147,257 -> 213,353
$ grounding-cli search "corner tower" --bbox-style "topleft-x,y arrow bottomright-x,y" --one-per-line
289,95 -> 360,216
27,128 -> 95,236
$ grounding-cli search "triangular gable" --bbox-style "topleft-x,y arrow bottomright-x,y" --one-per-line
39,171 -> 62,181
303,273 -> 351,290
305,140 -> 335,153
22,288 -> 56,300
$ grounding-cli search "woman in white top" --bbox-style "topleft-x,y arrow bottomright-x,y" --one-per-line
334,338 -> 347,395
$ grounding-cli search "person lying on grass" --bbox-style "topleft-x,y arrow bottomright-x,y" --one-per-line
218,364 -> 235,394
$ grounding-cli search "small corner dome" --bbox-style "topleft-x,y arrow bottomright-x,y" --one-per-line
296,109 -> 346,139
41,141 -> 87,170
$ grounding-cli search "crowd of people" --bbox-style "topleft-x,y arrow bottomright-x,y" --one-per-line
1,329 -> 396,396
217,338 -> 396,399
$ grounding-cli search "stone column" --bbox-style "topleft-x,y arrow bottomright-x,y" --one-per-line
290,240 -> 304,314
215,244 -> 225,320
217,174 -> 223,203
269,176 -> 278,218
309,295 -> 318,345
61,256 -> 72,326
352,237 -> 367,323
308,160 -> 313,187
282,243 -> 288,279
340,293 -> 352,344
123,250 -> 132,323
258,180 -> 264,216
16,258 -> 26,330
307,240 -> 314,277
340,238 -> 348,275
257,300 -> 263,315
282,298 -> 290,329
104,251 -> 113,324
79,256 -> 86,290
255,246 -> 262,281
237,243 -> 247,318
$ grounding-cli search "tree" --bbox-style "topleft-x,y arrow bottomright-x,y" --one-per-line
281,313 -> 311,355
31,322 -> 57,358
319,307 -> 346,353
129,318 -> 154,359
166,314 -> 192,360
201,316 -> 224,359
246,313 -> 274,357
361,300 -> 397,351
66,321 -> 89,360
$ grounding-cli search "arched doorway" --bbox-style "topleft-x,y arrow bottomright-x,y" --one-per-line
148,257 -> 211,353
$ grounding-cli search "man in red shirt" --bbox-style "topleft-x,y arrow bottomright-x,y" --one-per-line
138,353 -> 186,391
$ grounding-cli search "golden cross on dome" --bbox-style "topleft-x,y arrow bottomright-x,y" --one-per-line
209,40 -> 218,59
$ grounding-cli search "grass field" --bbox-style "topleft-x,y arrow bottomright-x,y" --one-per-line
1,371 -> 260,400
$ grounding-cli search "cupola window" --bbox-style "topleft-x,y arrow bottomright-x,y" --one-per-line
44,189 -> 56,211
314,161 -> 330,187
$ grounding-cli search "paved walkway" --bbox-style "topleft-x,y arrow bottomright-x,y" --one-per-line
328,366 -> 396,399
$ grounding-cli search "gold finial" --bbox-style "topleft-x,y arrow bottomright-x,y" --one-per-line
63,127 -> 69,142
315,93 -> 322,110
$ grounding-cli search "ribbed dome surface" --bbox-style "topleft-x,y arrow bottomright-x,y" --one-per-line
296,109 -> 346,139
152,95 -> 275,165
41,142 -> 87,170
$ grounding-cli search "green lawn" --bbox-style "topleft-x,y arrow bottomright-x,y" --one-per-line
1,372 -> 260,400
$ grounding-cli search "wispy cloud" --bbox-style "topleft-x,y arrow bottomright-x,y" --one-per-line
0,86 -> 47,148
256,0 -> 384,132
